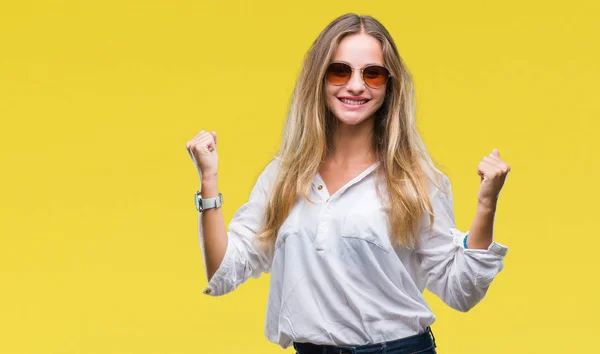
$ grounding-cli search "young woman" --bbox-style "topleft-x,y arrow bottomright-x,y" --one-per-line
186,13 -> 510,354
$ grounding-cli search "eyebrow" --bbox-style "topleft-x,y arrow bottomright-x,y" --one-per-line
330,60 -> 385,68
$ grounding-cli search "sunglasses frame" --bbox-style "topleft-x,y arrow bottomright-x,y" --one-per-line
325,61 -> 391,89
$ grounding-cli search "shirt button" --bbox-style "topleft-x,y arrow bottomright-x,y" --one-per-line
318,185 -> 323,190
204,288 -> 212,295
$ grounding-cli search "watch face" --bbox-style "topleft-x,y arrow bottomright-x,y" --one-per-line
195,192 -> 202,212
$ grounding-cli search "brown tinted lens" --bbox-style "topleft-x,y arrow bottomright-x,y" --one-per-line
326,63 -> 352,85
363,66 -> 389,88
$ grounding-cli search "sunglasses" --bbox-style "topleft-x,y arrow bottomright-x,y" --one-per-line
325,62 -> 391,89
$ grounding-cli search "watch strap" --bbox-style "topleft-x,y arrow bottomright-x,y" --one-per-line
201,193 -> 223,209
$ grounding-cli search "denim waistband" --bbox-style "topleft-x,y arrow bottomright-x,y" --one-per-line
293,326 -> 436,354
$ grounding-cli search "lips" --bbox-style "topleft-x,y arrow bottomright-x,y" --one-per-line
337,97 -> 370,106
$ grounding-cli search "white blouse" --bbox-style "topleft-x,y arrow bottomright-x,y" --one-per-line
198,158 -> 508,349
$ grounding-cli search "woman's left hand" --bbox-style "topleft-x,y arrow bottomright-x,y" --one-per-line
477,149 -> 511,209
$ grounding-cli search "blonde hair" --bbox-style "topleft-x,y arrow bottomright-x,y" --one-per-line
256,13 -> 445,252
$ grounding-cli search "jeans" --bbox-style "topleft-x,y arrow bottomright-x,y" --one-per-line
293,326 -> 437,354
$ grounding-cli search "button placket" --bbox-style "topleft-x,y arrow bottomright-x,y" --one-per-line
315,203 -> 331,251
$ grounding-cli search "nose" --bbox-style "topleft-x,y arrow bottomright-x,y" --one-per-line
345,70 -> 365,94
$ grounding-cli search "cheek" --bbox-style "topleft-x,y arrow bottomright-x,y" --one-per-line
369,90 -> 386,111
325,85 -> 339,109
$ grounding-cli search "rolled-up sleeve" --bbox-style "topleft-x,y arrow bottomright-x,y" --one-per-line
199,159 -> 279,296
415,175 -> 508,312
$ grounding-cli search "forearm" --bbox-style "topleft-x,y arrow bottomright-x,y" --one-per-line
466,202 -> 497,249
198,176 -> 229,281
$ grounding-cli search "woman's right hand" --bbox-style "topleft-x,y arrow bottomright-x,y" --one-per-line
185,130 -> 218,181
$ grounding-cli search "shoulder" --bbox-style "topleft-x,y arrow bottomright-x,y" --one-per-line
253,156 -> 283,195
260,156 -> 282,182
418,158 -> 452,200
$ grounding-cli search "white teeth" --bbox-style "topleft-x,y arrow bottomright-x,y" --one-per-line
340,98 -> 367,105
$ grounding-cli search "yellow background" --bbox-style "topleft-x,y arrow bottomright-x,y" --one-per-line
1,0 -> 598,353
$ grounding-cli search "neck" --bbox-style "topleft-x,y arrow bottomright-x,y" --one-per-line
326,116 -> 377,166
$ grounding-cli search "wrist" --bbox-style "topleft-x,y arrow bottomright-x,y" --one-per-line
201,169 -> 218,181
477,198 -> 498,213
200,179 -> 219,198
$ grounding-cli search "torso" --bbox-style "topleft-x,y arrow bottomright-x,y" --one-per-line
266,157 -> 438,348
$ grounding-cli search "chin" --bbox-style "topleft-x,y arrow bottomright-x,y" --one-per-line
331,110 -> 375,126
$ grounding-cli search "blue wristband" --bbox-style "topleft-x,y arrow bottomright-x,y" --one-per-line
463,234 -> 469,249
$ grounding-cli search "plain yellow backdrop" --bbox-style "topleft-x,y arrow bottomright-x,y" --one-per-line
1,0 -> 598,353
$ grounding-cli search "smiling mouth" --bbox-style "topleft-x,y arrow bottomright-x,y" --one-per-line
338,98 -> 369,105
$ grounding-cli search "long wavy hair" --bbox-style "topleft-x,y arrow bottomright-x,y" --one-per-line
256,13 -> 445,252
